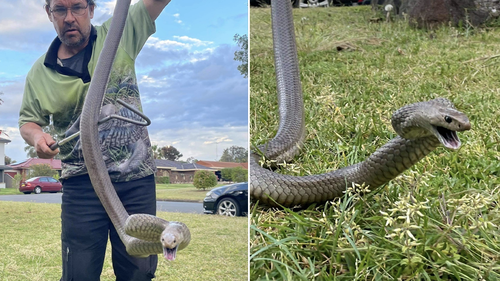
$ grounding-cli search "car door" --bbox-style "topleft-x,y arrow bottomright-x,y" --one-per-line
48,177 -> 60,191
39,177 -> 49,191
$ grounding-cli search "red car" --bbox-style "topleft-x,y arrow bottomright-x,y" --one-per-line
19,176 -> 63,194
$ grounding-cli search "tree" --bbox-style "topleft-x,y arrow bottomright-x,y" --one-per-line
4,156 -> 15,165
374,0 -> 488,28
29,164 -> 58,178
233,34 -> 248,78
193,170 -> 217,190
151,144 -> 162,159
186,157 -> 198,163
160,146 -> 183,161
219,145 -> 248,163
24,145 -> 38,159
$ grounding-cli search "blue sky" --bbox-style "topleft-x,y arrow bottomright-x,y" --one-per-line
0,0 -> 248,163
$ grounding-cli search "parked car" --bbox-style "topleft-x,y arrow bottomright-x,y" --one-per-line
203,182 -> 248,217
19,176 -> 63,194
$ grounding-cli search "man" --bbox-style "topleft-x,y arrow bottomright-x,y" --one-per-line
19,0 -> 171,279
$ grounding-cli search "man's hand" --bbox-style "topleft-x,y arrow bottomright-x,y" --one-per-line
33,132 -> 59,159
20,122 -> 59,159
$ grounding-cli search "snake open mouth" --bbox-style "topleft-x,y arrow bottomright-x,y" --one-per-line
435,126 -> 461,150
163,246 -> 178,261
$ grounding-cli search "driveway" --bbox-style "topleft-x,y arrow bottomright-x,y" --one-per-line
0,193 -> 204,214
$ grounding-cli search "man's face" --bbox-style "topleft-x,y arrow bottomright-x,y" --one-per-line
46,0 -> 95,48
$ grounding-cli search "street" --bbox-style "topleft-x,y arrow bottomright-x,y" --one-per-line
0,193 -> 204,214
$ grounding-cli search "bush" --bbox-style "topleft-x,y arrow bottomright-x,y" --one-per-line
193,170 -> 217,190
221,168 -> 232,181
155,176 -> 170,184
13,174 -> 22,188
28,164 -> 57,178
230,167 -> 248,182
221,167 -> 248,182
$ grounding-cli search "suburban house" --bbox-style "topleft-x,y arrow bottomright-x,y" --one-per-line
1,155 -> 246,187
196,160 -> 248,170
0,130 -> 12,188
155,159 -> 216,184
196,160 -> 248,180
7,158 -> 63,187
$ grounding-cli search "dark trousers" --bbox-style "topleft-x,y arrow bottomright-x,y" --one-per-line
60,174 -> 158,281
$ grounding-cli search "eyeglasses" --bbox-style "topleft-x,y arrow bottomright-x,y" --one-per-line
49,3 -> 89,19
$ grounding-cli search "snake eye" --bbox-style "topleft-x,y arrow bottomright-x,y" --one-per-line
444,116 -> 452,123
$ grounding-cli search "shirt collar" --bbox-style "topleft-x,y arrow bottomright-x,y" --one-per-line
43,25 -> 96,83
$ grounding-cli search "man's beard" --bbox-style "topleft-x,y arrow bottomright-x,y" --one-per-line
58,28 -> 88,48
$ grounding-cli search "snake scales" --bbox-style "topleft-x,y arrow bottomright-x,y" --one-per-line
250,0 -> 471,208
79,0 -> 190,260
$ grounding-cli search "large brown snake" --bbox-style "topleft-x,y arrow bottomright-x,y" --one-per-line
250,0 -> 471,207
79,0 -> 190,260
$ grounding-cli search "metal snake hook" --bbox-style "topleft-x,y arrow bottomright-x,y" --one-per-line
49,99 -> 151,150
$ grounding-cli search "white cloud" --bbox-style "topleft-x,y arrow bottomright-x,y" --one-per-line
173,36 -> 213,47
0,1 -> 50,34
149,126 -> 247,162
96,0 -> 141,15
172,13 -> 182,24
145,36 -> 213,52
145,36 -> 190,50
139,75 -> 162,87
203,136 -> 233,145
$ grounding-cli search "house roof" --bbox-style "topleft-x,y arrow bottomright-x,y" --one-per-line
0,130 -> 12,144
0,165 -> 11,170
196,160 -> 248,170
9,158 -> 62,170
154,159 -> 215,171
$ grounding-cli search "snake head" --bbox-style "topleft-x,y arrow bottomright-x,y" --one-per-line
427,98 -> 471,150
160,222 -> 190,261
393,98 -> 471,150
161,232 -> 179,261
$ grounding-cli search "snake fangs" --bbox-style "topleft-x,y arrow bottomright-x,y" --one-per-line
250,0 -> 471,208
79,0 -> 190,260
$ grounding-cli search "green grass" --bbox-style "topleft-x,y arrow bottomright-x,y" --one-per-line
250,5 -> 500,280
0,183 -> 227,202
0,188 -> 25,195
156,183 -> 225,202
0,201 -> 248,280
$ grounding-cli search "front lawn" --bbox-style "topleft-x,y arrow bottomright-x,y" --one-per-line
0,183 -> 228,203
0,201 -> 248,280
155,183 -> 225,202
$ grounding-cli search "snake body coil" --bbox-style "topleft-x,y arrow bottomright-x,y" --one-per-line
80,0 -> 190,260
250,0 -> 471,207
